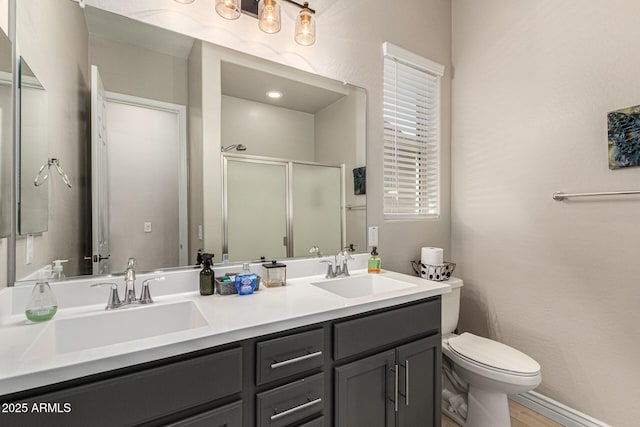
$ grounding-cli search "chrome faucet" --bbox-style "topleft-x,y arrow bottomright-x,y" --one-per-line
319,248 -> 354,279
337,247 -> 354,277
308,245 -> 323,257
91,257 -> 165,310
123,258 -> 137,304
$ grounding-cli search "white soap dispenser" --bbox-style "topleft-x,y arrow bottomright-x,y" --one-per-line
52,259 -> 68,280
25,267 -> 58,322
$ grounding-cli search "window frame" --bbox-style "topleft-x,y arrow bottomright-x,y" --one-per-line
382,42 -> 445,221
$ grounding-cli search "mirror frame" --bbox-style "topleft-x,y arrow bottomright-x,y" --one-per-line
3,0 -> 17,287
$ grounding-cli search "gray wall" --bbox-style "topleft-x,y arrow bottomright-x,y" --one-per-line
187,41 -> 204,264
221,95 -> 315,162
0,1 -> 8,289
15,0 -> 89,280
315,89 -> 367,252
88,34 -> 188,105
451,1 -> 640,425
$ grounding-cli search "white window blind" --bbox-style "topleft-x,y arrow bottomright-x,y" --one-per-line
383,42 -> 444,220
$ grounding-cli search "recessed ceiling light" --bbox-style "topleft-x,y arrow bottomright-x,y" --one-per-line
266,90 -> 283,99
174,0 -> 195,4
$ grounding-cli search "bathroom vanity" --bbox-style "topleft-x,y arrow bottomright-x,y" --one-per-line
0,257 -> 455,427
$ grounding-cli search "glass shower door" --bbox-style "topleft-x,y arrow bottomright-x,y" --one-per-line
224,158 -> 288,261
292,163 -> 343,257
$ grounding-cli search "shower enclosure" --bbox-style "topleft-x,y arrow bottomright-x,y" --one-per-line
223,155 -> 344,262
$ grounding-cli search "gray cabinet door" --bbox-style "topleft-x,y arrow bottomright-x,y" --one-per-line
165,400 -> 242,427
396,335 -> 441,427
334,349 -> 396,427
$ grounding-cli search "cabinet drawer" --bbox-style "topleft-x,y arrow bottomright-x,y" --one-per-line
6,348 -> 243,427
256,372 -> 324,427
256,328 -> 324,386
297,415 -> 325,427
165,400 -> 242,427
334,298 -> 440,360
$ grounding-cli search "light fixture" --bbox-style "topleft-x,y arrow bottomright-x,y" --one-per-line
208,0 -> 317,46
294,2 -> 315,46
258,0 -> 281,34
174,0 -> 195,3
266,90 -> 283,99
215,0 -> 241,20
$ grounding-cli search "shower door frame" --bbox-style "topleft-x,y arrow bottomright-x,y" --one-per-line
222,153 -> 346,260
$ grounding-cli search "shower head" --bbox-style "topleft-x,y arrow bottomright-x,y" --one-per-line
221,144 -> 247,152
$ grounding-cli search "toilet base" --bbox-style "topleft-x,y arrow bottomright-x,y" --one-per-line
466,384 -> 511,427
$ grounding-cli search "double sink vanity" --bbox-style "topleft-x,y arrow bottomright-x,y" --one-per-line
0,254 -> 458,427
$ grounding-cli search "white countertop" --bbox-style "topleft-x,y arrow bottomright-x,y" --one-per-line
0,256 -> 456,396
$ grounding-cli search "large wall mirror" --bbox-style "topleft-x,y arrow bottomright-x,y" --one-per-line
11,0 -> 366,282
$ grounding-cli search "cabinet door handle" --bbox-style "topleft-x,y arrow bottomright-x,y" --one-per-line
270,397 -> 322,421
405,359 -> 410,406
394,363 -> 399,412
270,351 -> 322,369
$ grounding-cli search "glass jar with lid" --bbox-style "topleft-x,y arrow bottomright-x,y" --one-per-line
262,261 -> 287,287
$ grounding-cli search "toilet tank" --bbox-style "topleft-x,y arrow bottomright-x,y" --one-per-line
441,279 -> 463,335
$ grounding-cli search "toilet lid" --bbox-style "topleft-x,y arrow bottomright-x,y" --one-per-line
447,333 -> 540,374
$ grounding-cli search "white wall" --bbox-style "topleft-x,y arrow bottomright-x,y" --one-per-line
221,95 -> 315,161
88,34 -> 188,105
106,101 -> 181,272
87,0 -> 453,274
451,1 -> 640,425
15,0 -> 90,280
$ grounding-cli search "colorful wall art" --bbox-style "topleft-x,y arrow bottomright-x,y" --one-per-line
608,105 -> 640,169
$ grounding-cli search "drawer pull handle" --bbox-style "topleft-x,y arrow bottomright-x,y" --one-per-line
270,351 -> 323,369
270,397 -> 322,421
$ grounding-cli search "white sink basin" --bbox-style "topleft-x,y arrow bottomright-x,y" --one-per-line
311,274 -> 416,298
22,301 -> 208,359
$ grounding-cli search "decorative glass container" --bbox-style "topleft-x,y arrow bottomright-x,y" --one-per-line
262,260 -> 287,287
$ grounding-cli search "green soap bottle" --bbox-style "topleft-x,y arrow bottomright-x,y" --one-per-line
200,253 -> 215,295
25,270 -> 58,322
368,247 -> 381,273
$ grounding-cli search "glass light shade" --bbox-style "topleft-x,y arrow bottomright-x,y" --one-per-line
258,0 -> 281,34
215,0 -> 241,20
174,0 -> 195,3
295,7 -> 315,46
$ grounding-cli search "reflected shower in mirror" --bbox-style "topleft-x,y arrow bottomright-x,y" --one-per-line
11,1 -> 366,282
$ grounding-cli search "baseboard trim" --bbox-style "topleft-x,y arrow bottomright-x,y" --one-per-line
511,391 -> 611,427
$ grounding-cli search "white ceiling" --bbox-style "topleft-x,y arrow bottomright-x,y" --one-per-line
84,6 -> 347,114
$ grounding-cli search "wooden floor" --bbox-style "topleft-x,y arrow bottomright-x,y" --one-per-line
442,399 -> 563,427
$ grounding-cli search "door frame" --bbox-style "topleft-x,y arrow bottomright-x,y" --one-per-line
103,91 -> 189,266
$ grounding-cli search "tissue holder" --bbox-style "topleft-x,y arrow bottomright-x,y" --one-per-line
411,260 -> 456,281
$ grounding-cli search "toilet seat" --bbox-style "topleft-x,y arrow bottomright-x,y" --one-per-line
446,332 -> 540,377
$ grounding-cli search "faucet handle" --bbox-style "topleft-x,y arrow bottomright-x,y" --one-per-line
139,277 -> 165,304
342,247 -> 354,260
91,282 -> 122,310
319,259 -> 335,279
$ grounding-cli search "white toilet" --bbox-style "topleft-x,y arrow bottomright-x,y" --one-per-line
442,280 -> 542,427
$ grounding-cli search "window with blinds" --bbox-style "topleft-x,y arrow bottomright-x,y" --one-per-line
383,42 -> 444,220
